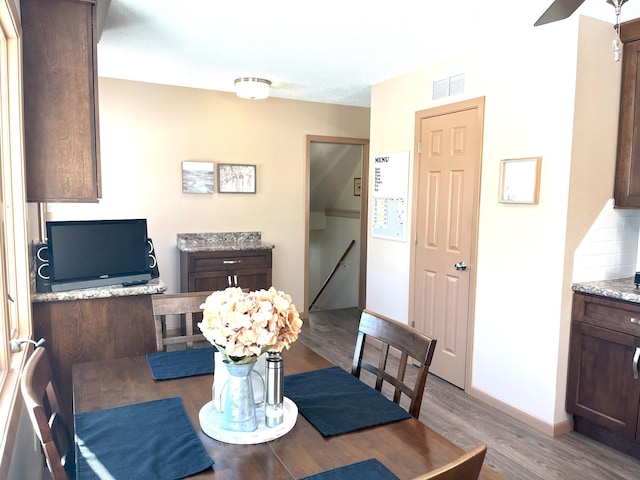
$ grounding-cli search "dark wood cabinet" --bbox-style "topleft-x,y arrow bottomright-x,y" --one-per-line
567,293 -> 640,458
32,294 -> 157,430
22,0 -> 101,202
180,249 -> 273,293
615,19 -> 640,208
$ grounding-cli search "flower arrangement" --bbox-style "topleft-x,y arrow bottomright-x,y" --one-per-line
198,287 -> 303,364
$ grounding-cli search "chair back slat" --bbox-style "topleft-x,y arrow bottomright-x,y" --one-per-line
21,347 -> 74,480
410,445 -> 487,480
151,292 -> 211,351
351,309 -> 437,418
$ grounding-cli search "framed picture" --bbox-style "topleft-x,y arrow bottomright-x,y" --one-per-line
354,177 -> 362,196
182,161 -> 214,194
499,157 -> 541,204
217,163 -> 256,194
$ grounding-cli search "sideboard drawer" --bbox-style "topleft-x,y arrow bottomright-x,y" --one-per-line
190,253 -> 270,272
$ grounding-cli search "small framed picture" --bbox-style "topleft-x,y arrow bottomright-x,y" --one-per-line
182,161 -> 214,194
217,163 -> 256,194
499,157 -> 541,204
354,177 -> 362,196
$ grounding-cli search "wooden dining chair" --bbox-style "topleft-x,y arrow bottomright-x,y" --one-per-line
351,308 -> 437,418
21,346 -> 75,480
410,444 -> 487,480
151,291 -> 210,351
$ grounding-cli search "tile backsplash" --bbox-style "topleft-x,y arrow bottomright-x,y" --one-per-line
573,199 -> 640,282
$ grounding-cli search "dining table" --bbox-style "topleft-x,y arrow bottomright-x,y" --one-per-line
72,341 -> 506,480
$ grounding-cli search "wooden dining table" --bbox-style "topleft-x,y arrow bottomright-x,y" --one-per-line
72,341 -> 505,480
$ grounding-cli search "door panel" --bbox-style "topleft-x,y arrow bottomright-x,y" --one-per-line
413,98 -> 483,389
567,322 -> 640,438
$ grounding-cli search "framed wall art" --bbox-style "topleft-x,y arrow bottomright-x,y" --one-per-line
182,161 -> 214,194
499,157 -> 541,204
217,163 -> 256,194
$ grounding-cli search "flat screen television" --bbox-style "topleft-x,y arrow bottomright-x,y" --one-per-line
46,219 -> 152,292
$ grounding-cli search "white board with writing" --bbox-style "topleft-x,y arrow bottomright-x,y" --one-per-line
371,151 -> 409,241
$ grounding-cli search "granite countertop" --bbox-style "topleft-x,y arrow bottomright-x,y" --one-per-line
177,232 -> 274,253
572,277 -> 640,304
32,278 -> 167,303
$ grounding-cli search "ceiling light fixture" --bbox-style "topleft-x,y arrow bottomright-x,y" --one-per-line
234,77 -> 272,100
611,0 -> 628,62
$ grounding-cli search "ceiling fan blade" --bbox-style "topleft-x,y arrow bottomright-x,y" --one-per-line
534,0 -> 588,26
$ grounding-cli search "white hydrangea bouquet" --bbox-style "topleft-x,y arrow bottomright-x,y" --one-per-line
198,286 -> 303,365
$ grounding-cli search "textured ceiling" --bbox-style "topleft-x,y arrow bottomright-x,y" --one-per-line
97,0 -> 640,108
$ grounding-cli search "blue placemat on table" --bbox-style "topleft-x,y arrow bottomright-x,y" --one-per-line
300,459 -> 399,480
284,366 -> 412,437
75,397 -> 213,480
146,346 -> 217,380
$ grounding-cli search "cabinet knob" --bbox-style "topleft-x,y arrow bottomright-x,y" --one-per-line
223,260 -> 241,265
631,317 -> 640,325
227,275 -> 232,287
634,347 -> 640,381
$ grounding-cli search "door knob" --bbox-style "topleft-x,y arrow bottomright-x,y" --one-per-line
454,261 -> 467,271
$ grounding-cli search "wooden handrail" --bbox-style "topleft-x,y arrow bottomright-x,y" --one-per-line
309,239 -> 356,311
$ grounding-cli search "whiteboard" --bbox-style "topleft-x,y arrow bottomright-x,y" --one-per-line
371,151 -> 409,241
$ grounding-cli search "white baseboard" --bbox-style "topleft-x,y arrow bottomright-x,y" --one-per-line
470,386 -> 574,437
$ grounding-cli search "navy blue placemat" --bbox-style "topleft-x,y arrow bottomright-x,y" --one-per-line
75,397 -> 214,480
146,346 -> 217,380
300,459 -> 399,480
284,366 -> 412,437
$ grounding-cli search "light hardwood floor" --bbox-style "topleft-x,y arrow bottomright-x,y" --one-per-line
300,307 -> 640,480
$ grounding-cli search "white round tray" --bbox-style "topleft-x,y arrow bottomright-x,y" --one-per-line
199,397 -> 298,444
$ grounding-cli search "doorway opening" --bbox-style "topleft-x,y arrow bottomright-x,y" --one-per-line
304,135 -> 369,319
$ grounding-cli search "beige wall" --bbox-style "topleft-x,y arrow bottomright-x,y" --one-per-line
42,78 -> 370,311
559,16 -> 624,420
368,14 -> 619,430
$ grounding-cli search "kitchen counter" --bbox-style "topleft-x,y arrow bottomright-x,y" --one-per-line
177,231 -> 274,252
571,277 -> 640,304
31,277 -> 167,303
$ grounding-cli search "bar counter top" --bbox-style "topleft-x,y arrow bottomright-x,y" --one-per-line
177,231 -> 274,253
572,277 -> 640,304
31,277 -> 167,303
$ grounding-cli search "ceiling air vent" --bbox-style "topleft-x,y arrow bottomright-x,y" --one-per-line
432,73 -> 465,101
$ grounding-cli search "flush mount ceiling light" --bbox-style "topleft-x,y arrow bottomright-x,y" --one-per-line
234,77 -> 272,100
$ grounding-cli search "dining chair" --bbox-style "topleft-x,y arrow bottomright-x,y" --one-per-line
351,308 -> 437,418
410,444 -> 487,480
151,291 -> 210,351
20,346 -> 75,480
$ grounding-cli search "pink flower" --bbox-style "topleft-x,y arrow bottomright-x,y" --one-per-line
198,287 -> 302,364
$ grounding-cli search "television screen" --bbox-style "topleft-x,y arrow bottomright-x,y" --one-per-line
46,219 -> 151,292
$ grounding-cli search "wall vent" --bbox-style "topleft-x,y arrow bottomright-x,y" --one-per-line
432,73 -> 466,101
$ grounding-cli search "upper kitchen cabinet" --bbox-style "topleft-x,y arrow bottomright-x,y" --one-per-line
615,19 -> 640,208
22,0 -> 101,202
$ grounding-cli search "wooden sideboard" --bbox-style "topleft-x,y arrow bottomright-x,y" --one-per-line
180,248 -> 273,293
32,291 -> 160,431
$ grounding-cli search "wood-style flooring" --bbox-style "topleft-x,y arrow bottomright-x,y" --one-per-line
300,307 -> 640,480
